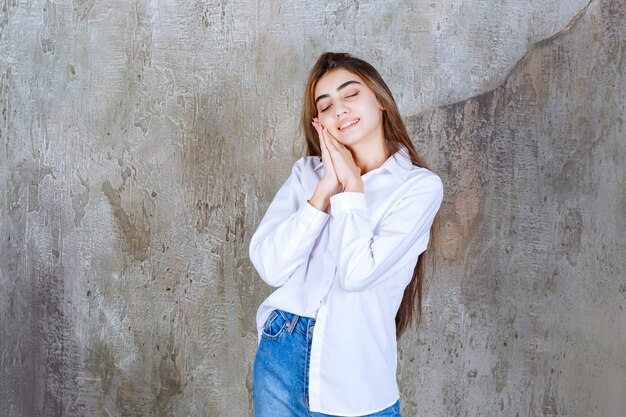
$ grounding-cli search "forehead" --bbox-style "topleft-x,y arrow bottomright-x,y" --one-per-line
314,68 -> 365,97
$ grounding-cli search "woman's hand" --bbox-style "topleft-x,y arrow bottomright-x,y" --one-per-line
312,118 -> 342,196
315,121 -> 363,192
307,119 -> 342,212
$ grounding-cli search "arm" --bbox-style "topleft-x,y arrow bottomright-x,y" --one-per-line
249,158 -> 330,287
329,173 -> 444,292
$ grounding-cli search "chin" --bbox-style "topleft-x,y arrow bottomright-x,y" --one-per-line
336,136 -> 360,147
338,130 -> 372,147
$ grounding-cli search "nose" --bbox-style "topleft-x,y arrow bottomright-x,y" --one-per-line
335,104 -> 348,118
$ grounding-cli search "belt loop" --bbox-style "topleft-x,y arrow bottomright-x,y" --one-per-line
286,314 -> 300,334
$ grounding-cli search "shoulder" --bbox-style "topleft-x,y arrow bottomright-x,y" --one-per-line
390,145 -> 442,194
291,155 -> 322,174
404,166 -> 444,194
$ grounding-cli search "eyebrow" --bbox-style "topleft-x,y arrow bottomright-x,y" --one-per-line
315,80 -> 361,105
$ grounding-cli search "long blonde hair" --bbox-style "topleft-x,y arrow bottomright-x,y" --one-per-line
300,52 -> 440,339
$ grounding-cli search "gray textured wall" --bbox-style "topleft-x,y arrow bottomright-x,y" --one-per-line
1,0 -> 624,416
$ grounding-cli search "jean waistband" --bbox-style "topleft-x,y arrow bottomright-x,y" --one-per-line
276,309 -> 315,335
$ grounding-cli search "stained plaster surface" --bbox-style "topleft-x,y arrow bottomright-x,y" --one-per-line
0,0 -> 624,416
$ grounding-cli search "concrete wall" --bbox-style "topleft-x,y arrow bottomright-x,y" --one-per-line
1,0 -> 624,416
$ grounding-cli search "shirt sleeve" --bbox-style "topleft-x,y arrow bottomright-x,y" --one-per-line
329,173 -> 444,292
249,157 -> 330,287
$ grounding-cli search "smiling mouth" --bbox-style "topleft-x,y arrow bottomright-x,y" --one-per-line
339,118 -> 360,130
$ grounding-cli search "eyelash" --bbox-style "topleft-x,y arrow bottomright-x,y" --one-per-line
320,92 -> 358,113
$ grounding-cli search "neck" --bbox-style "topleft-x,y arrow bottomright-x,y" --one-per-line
347,137 -> 394,175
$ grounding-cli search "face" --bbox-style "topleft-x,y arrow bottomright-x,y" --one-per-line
313,68 -> 384,148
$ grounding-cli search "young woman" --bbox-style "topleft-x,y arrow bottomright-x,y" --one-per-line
249,52 -> 444,417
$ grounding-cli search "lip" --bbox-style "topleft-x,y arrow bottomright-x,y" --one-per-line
338,117 -> 360,131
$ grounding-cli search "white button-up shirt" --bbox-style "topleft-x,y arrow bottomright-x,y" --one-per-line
249,144 -> 444,416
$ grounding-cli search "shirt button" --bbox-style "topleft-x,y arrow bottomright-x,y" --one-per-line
309,325 -> 315,333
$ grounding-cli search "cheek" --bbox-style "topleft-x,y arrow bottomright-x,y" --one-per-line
319,115 -> 335,129
364,105 -> 383,123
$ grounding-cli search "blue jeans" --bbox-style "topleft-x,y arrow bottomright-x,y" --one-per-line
252,308 -> 402,417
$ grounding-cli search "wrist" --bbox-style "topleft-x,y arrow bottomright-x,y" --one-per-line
309,182 -> 336,212
343,176 -> 364,193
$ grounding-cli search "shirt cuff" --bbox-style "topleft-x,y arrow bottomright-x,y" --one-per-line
329,192 -> 367,215
301,199 -> 331,228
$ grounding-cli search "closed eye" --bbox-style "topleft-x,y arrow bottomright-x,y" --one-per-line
319,92 -> 358,113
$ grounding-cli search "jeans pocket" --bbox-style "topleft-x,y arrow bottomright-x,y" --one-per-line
261,310 -> 288,340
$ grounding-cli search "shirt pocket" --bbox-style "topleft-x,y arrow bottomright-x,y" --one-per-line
261,309 -> 288,340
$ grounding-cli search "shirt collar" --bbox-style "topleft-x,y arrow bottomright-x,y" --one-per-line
313,143 -> 414,181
